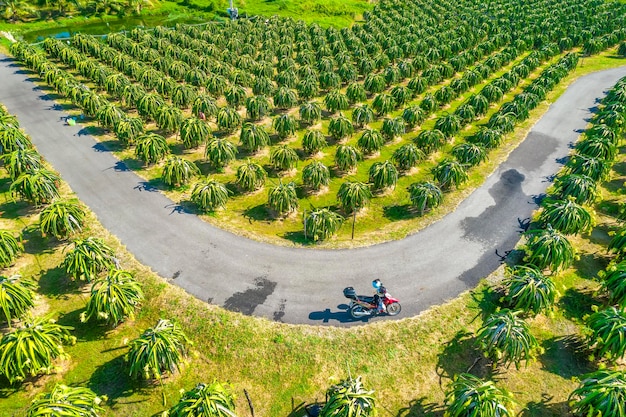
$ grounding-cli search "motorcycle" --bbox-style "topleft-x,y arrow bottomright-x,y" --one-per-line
343,286 -> 402,319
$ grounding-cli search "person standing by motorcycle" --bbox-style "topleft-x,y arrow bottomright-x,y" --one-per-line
372,279 -> 387,314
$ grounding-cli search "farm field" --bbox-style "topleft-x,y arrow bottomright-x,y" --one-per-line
9,0 -> 626,247
1,0 -> 626,416
0,69 -> 626,414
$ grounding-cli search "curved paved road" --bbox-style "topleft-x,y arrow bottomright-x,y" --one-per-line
1,55 -> 625,326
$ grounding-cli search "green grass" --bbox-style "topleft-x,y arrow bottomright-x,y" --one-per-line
0,50 -> 625,415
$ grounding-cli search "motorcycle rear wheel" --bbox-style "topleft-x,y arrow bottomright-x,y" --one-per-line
350,305 -> 370,319
386,302 -> 402,316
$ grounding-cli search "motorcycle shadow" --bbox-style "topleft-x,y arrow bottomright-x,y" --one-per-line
308,304 -> 375,324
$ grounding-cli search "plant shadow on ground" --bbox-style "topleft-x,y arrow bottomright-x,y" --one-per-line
519,395 -> 570,417
571,252 -> 609,281
57,307 -> 109,343
539,335 -> 595,379
558,287 -> 599,323
436,330 -> 494,386
382,203 -> 418,221
396,397 -> 445,417
243,203 -> 270,223
22,225 -> 64,256
37,265 -> 82,299
0,197 -> 38,220
92,139 -> 124,152
89,354 -> 148,409
133,177 -> 164,193
469,284 -> 502,320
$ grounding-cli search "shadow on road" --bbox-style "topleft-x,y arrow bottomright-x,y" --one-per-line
308,303 -> 380,324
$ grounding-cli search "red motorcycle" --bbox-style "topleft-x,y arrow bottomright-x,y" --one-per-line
343,286 -> 402,319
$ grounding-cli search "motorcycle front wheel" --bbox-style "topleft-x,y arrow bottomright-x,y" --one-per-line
350,305 -> 370,319
386,302 -> 402,316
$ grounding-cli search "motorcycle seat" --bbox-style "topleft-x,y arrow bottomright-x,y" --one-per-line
357,295 -> 376,304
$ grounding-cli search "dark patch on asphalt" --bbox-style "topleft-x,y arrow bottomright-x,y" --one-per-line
461,169 -> 527,244
508,132 -> 559,173
273,299 -> 286,322
171,270 -> 181,280
223,276 -> 277,315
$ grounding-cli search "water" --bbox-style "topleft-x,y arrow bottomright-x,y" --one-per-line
23,14 -> 209,43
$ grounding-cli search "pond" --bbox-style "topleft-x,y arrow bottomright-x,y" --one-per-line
23,14 -> 211,43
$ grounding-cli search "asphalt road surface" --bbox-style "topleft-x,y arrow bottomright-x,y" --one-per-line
1,54 -> 625,326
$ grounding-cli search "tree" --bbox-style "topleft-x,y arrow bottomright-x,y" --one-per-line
273,114 -> 298,140
0,315 -> 75,384
445,373 -> 515,417
352,105 -> 375,129
216,107 -> 242,133
432,159 -> 468,190
567,154 -> 611,182
297,129 -> 326,155
127,318 -> 190,381
346,82 -> 367,103
205,138 -> 237,170
156,105 -> 184,134
302,162 -> 330,190
551,174 -> 598,205
364,73 -> 386,94
414,129 -> 446,154
452,143 -> 488,167
39,199 -> 85,240
522,225 -> 576,272
335,145 -> 362,172
381,117 -> 405,142
390,85 -> 411,108
408,182 -> 443,215
96,103 -> 123,130
600,261 -> 626,308
539,198 -> 594,235
2,148 -> 41,181
180,117 -> 210,150
270,145 -> 299,171
268,181 -> 298,214
320,376 -> 376,417
434,114 -> 462,139
81,269 -> 143,326
10,169 -> 60,206
392,144 -> 425,172
0,126 -> 32,154
162,157 -> 200,187
357,129 -> 384,155
191,178 -> 230,212
569,370 -> 626,417
171,84 -> 197,109
137,93 -> 165,121
304,209 -> 344,241
402,106 -> 425,130
337,181 -> 372,213
192,95 -> 218,120
135,133 -> 169,165
0,230 -> 23,268
372,93 -> 396,116
586,306 -> 626,362
236,161 -> 266,192
467,121 -> 499,145
0,274 -> 35,326
27,384 -> 105,417
273,87 -> 298,110
225,84 -> 247,109
166,382 -> 238,417
115,117 -> 144,147
299,101 -> 322,125
324,89 -> 349,114
240,123 -> 270,154
502,265 -> 556,315
328,115 -> 354,141
369,161 -> 398,190
62,237 -> 117,282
